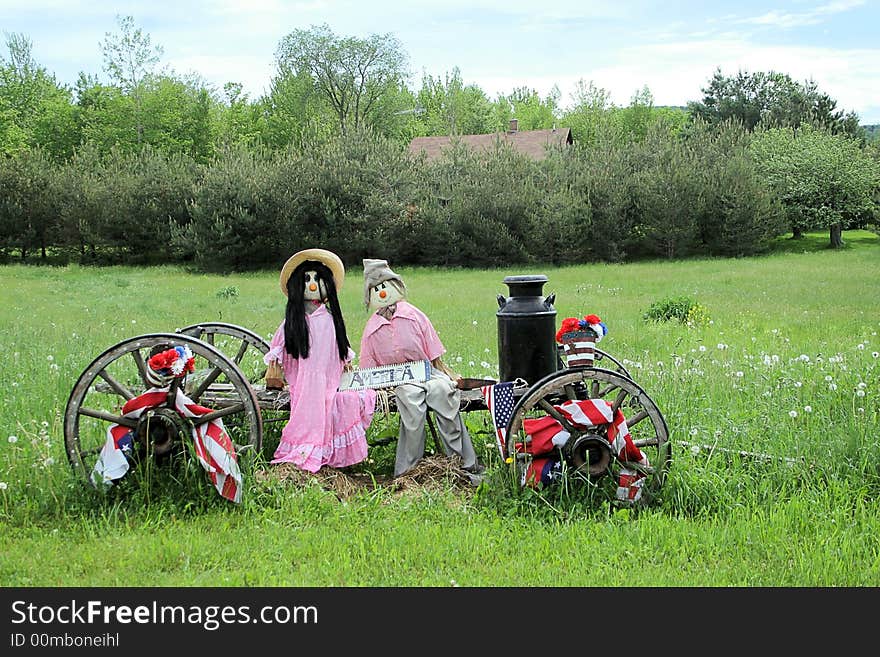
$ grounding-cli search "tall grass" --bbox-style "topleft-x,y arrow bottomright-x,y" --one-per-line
1,231 -> 878,585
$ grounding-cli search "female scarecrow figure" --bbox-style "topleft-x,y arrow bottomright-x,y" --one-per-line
358,258 -> 482,482
265,248 -> 376,471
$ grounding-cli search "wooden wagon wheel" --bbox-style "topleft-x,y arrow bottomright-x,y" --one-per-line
506,367 -> 671,505
63,333 -> 263,487
176,322 -> 270,385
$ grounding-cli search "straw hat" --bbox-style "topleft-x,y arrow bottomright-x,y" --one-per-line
279,248 -> 345,297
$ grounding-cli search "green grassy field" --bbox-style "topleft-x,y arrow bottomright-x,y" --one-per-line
1,230 -> 879,586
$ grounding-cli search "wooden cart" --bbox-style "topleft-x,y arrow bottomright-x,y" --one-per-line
64,322 -> 671,504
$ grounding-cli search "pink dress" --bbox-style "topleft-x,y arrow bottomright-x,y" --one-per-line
264,304 -> 376,471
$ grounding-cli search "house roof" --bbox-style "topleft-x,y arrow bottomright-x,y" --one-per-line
408,126 -> 572,162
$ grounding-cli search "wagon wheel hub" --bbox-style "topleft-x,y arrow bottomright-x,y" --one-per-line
136,407 -> 189,458
564,433 -> 613,478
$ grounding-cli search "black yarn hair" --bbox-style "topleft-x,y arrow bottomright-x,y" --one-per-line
284,260 -> 350,361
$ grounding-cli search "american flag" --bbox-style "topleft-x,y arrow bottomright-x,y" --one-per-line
481,381 -> 516,459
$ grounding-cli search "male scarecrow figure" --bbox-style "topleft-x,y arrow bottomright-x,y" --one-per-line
358,258 -> 483,482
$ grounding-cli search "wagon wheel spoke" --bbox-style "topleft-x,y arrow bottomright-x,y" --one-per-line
233,340 -> 249,365
77,406 -> 138,428
189,365 -> 224,402
131,349 -> 150,388
196,403 -> 245,424
505,367 -> 671,505
97,369 -> 135,401
610,389 -> 628,415
597,383 -> 619,397
536,398 -> 575,432
626,409 -> 649,428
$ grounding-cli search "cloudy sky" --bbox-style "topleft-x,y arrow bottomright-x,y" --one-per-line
2,0 -> 878,123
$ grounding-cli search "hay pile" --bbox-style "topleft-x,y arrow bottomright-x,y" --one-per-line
389,454 -> 481,495
255,463 -> 366,500
255,454 -> 480,501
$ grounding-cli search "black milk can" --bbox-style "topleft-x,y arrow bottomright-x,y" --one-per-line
496,275 -> 557,385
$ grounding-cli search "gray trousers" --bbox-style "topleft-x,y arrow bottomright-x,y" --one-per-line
393,370 -> 477,477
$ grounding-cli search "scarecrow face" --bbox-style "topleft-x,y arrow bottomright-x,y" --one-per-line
303,270 -> 327,301
369,280 -> 403,310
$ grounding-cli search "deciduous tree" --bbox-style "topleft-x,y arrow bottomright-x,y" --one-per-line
100,14 -> 164,145
274,23 -> 410,134
749,124 -> 879,247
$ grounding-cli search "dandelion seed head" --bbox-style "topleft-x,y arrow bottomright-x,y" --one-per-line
789,410 -> 798,418
0,482 -> 6,490
8,435 -> 17,443
856,389 -> 865,397
804,406 -> 812,413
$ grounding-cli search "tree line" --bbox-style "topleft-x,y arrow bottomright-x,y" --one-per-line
1,17 -> 878,269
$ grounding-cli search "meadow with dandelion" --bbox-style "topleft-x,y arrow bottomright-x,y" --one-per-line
1,230 -> 878,586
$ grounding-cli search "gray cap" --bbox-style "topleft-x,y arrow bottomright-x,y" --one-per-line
363,258 -> 406,307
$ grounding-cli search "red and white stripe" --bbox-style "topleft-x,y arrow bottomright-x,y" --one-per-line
563,340 -> 595,367
556,399 -> 647,465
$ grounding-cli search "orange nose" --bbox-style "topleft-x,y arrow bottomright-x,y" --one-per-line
379,290 -> 387,299
309,283 -> 317,292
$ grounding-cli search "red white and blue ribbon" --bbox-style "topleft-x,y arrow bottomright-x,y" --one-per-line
92,387 -> 242,503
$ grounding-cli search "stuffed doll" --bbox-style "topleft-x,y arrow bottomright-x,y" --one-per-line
358,258 -> 482,482
264,248 -> 376,471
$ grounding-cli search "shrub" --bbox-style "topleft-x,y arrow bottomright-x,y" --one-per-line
216,285 -> 239,299
643,295 -> 710,326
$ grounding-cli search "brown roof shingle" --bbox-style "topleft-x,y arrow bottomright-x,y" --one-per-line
408,126 -> 572,162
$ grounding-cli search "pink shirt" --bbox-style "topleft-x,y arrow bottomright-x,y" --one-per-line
359,300 -> 445,368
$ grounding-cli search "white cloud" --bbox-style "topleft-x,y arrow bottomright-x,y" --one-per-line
739,0 -> 866,29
